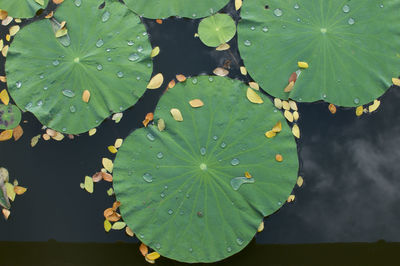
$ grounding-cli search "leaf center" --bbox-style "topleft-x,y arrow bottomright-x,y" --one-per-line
199,163 -> 207,171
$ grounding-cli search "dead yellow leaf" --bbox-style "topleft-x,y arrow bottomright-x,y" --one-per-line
88,128 -> 97,136
45,11 -> 54,19
84,176 -> 93,193
157,118 -> 165,131
292,124 -> 300,138
248,82 -> 259,91
1,45 -> 8,57
297,176 -> 304,187
298,61 -> 309,69
13,125 -> 23,141
52,131 -> 64,141
0,76 -> 6,83
108,146 -> 118,154
0,10 -> 8,20
170,108 -> 183,121
216,43 -> 230,51
31,134 -> 41,147
246,88 -> 263,104
293,111 -> 299,121
275,154 -> 283,162
112,201 -> 121,211
213,67 -> 229,77
284,81 -> 295,92
104,219 -> 112,232
126,226 -> 134,237
0,89 -> 9,105
274,98 -> 283,109
189,99 -> 204,108
114,138 -> 123,148
5,34 -> 9,42
176,74 -> 186,82
0,130 -> 13,141
14,186 -> 27,195
147,73 -> 164,89
146,252 -> 160,261
368,100 -> 381,113
102,158 -> 113,173
244,171 -> 252,178
55,28 -> 68,38
151,46 -> 160,58
168,80 -> 176,89
284,110 -> 294,122
52,0 -> 64,4
240,66 -> 247,75
257,221 -> 264,232
272,121 -> 282,133
82,90 -> 90,103
289,100 -> 298,111
265,130 -> 276,139
9,25 -> 20,36
392,78 -> 400,86
287,195 -> 295,202
356,106 -> 364,117
328,103 -> 337,114
282,101 -> 290,110
235,0 -> 243,10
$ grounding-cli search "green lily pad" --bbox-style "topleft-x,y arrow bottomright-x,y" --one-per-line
5,0 -> 152,134
0,104 -> 21,130
113,76 -> 299,263
0,167 -> 10,209
0,0 -> 49,18
123,0 -> 229,19
198,13 -> 236,47
237,0 -> 400,107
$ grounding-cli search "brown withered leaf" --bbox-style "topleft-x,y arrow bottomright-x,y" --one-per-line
13,125 -> 23,141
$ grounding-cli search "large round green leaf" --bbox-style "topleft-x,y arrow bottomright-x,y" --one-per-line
0,104 -> 21,130
113,76 -> 299,263
0,0 -> 49,18
123,0 -> 229,19
198,13 -> 236,47
6,0 -> 152,134
237,0 -> 400,107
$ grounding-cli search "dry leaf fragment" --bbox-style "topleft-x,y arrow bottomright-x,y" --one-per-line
292,124 -> 300,138
157,118 -> 165,131
145,257 -> 155,264
52,131 -> 64,141
55,28 -> 68,38
213,67 -> 229,77
107,188 -> 114,196
216,43 -> 230,51
170,108 -> 183,121
147,73 -> 164,89
275,154 -> 283,162
151,46 -> 160,58
257,221 -> 264,232
0,76 -> 6,83
356,106 -> 364,117
272,121 -> 282,133
0,130 -> 13,141
142,112 -> 154,127
5,34 -> 10,42
13,125 -> 23,141
102,158 -> 113,173
244,171 -> 252,178
240,66 -> 247,75
235,0 -> 243,10
112,201 -> 121,211
274,98 -> 283,109
102,172 -> 113,182
156,19 -> 163,24
5,183 -> 15,201
0,10 -> 8,20
146,252 -> 160,261
92,172 -> 103,182
2,208 -> 10,220
52,0 -> 64,4
284,81 -> 295,92
288,72 -> 297,83
9,25 -> 20,36
284,110 -> 294,122
248,82 -> 259,91
0,89 -> 9,105
288,100 -> 298,111
45,11 -> 54,19
392,78 -> 400,86
46,128 -> 56,137
104,219 -> 112,232
112,221 -> 126,230
82,90 -> 90,103
107,212 -> 121,222
168,80 -> 176,89
139,243 -> 149,256
297,176 -> 304,187
287,195 -> 295,202
265,130 -> 276,139
368,100 -> 381,113
114,138 -> 123,148
84,176 -> 94,193
298,61 -> 309,69
14,186 -> 27,195
328,103 -> 337,114
2,45 -> 9,57
176,74 -> 186,82
246,88 -> 263,104
88,128 -> 97,136
31,134 -> 41,147
104,208 -> 114,218
125,226 -> 134,237
189,99 -> 204,108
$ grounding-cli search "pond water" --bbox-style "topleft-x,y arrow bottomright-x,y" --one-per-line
0,0 -> 399,265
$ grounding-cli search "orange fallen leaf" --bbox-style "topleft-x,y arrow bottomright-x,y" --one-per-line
328,104 -> 336,114
156,19 -> 163,24
139,243 -> 148,256
52,0 -> 64,4
0,76 -> 6,83
92,172 -> 103,182
42,134 -> 50,141
0,10 -> 8,20
102,172 -> 113,182
112,201 -> 121,211
82,90 -> 90,103
12,125 -> 23,141
168,80 -> 176,89
0,130 -> 13,141
14,186 -> 27,195
126,226 -> 134,237
284,81 -> 295,93
275,154 -> 283,162
2,208 -> 10,220
176,74 -> 186,82
104,208 -> 114,218
272,121 -> 282,133
107,212 -> 121,222
45,11 -> 54,19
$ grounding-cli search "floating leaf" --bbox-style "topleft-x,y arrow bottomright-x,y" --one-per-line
139,243 -> 148,256
0,89 -> 9,105
88,128 -> 97,136
292,124 -> 300,139
125,226 -> 134,237
0,104 -> 22,130
257,221 -> 264,232
237,0 -> 400,107
240,66 -> 247,75
82,90 -> 90,103
274,98 -> 283,109
368,100 -> 381,113
114,138 -> 123,148
84,176 -> 94,193
151,46 -> 160,58
170,108 -> 183,121
92,172 -> 103,182
0,0 -> 49,18
393,78 -> 400,86
297,176 -> 304,187
5,183 -> 15,201
107,188 -> 114,196
272,121 -> 282,133
147,73 -> 164,89
287,195 -> 295,202
284,110 -> 294,122
356,106 -> 364,117
265,130 -> 276,139
111,221 -> 126,230
31,134 -> 41,147
123,0 -> 229,19
6,0 -> 152,134
189,99 -> 204,108
198,13 -> 236,47
0,130 -> 13,141
235,0 -> 242,10
146,252 -> 160,261
102,158 -> 113,173
113,76 -> 298,263
176,74 -> 186,82
216,43 -> 230,51
112,113 -> 123,124
108,146 -> 118,154
14,186 -> 27,195
213,67 -> 229,77
12,125 -> 23,141
102,172 -> 113,182
246,88 -> 263,104
328,104 -> 337,114
104,219 -> 112,232
2,208 -> 10,220
248,82 -> 259,91
157,118 -> 165,131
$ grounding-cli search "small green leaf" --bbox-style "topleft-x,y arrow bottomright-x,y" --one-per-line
84,176 -> 93,194
198,13 -> 236,47
111,221 -> 126,230
0,104 -> 22,130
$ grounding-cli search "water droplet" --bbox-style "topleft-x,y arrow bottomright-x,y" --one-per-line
354,98 -> 360,104
146,133 -> 155,141
117,71 -> 124,78
186,193 -> 190,198
227,247 -> 232,252
155,243 -> 161,249
213,135 -> 218,141
236,238 -> 244,245
250,26 -> 255,31
208,77 -> 214,82
143,173 -> 153,183
62,127 -> 67,132
52,60 -> 60,66
43,86 -> 48,90
127,40 -> 134,46
37,100 -> 43,106
74,0 -> 81,7
189,248 -> 193,252
136,76 -> 141,80
102,11 -> 110,22
380,4 -> 384,8
16,81 -> 22,88
179,210 -> 185,215
273,8 -> 283,17
168,209 -> 173,215
192,78 -> 198,84
322,93 -> 327,99
342,4 -> 350,13
244,40 -> 251,46
230,177 -> 255,191
294,3 -> 300,9
297,18 -> 301,22
62,89 -> 75,98
70,105 -> 76,113
97,64 -> 103,71
25,102 -> 32,109
96,39 -> 104,48
128,53 -> 140,61
39,74 -> 44,79
157,152 -> 163,159
106,48 -> 111,52
139,233 -> 144,238
200,147 -> 206,156
107,57 -> 112,62
348,18 -> 355,25
147,63 -> 151,68
137,46 -> 144,52
192,13 -> 196,17
230,158 -> 240,166
220,142 -> 227,148
160,192 -> 165,198
262,26 -> 269,32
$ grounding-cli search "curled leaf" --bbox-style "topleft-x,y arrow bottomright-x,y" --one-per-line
147,73 -> 164,89
368,100 -> 381,113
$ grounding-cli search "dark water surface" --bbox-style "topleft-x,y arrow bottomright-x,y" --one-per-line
0,0 -> 399,265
